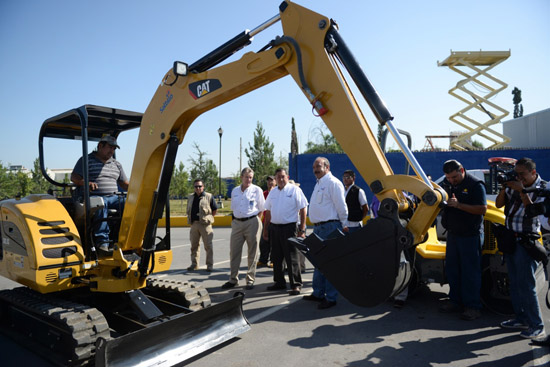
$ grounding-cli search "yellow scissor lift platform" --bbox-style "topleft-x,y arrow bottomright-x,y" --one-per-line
438,50 -> 511,150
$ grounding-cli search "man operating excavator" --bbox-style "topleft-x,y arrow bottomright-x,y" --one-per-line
71,135 -> 129,252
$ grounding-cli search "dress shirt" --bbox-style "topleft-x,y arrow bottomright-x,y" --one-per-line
231,184 -> 265,218
345,185 -> 368,228
265,183 -> 308,224
308,171 -> 348,226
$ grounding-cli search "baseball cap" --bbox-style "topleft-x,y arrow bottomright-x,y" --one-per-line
267,175 -> 275,180
99,135 -> 120,149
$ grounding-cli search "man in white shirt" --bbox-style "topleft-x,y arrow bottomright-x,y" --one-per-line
222,167 -> 265,290
304,157 -> 348,309
263,168 -> 308,295
342,169 -> 369,233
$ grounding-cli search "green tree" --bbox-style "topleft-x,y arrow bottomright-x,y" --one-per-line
30,157 -> 51,193
245,121 -> 277,188
377,124 -> 384,146
188,142 -> 226,197
471,140 -> 484,149
170,162 -> 190,211
290,117 -> 299,157
14,171 -> 31,197
0,162 -> 12,199
0,162 -> 32,199
303,123 -> 344,154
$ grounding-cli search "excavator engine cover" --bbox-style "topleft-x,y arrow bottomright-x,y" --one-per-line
291,199 -> 413,307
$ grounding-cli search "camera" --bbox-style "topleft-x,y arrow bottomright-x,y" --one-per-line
524,186 -> 550,218
496,168 -> 518,184
487,157 -> 517,195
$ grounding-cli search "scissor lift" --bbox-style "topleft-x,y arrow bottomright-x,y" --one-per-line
438,50 -> 511,150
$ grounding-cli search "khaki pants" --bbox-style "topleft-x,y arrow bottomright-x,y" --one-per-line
228,216 -> 261,285
189,221 -> 214,268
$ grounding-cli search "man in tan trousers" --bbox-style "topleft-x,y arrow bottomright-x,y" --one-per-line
186,179 -> 217,271
222,168 -> 265,290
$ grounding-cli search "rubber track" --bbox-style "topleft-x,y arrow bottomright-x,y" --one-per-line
0,287 -> 111,366
146,275 -> 211,311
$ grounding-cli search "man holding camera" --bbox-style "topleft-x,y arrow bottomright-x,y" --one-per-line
496,157 -> 547,341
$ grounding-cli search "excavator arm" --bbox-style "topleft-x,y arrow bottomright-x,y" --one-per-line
119,1 -> 445,303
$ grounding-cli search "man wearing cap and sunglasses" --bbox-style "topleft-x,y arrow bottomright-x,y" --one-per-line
71,135 -> 129,252
186,179 -> 217,272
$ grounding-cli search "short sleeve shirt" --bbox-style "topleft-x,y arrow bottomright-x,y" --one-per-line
265,184 -> 308,224
231,184 -> 265,218
72,153 -> 128,195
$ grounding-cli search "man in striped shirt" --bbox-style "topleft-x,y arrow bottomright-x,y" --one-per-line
71,136 -> 129,252
496,157 -> 547,341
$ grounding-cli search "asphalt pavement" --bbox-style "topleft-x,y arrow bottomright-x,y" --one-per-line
1,227 -> 549,366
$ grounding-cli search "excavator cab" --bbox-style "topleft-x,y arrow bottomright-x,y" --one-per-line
38,105 -> 142,259
0,105 -> 250,366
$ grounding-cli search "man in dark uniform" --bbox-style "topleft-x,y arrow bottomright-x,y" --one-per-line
439,160 -> 487,321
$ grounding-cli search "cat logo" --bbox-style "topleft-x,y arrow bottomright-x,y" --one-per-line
189,79 -> 222,100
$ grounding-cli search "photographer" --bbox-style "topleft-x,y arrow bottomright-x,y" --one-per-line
496,157 -> 547,340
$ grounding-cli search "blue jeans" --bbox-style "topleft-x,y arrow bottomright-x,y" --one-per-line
312,221 -> 342,302
505,240 -> 544,330
93,194 -> 125,245
445,232 -> 483,309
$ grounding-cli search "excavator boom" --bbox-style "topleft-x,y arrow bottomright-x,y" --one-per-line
119,1 -> 444,304
0,2 -> 446,366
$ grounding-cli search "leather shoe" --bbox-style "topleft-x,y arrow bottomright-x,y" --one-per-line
302,294 -> 324,302
267,283 -> 286,291
245,284 -> 254,290
318,300 -> 337,309
221,281 -> 237,289
187,265 -> 198,271
289,286 -> 301,295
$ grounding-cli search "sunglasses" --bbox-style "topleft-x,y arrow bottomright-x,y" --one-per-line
194,185 -> 203,188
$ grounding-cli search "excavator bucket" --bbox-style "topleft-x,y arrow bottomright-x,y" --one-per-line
95,293 -> 250,367
291,199 -> 414,307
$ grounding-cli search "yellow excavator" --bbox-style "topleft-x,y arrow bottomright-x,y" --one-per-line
0,1 -> 449,366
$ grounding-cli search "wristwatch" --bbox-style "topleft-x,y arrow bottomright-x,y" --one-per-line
297,228 -> 306,234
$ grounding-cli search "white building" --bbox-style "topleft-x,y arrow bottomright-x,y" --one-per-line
503,108 -> 550,148
47,168 -> 73,183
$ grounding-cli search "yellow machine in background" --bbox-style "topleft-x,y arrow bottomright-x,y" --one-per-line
0,1 -> 452,365
438,50 -> 511,150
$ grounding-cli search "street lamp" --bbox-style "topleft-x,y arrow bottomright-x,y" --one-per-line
217,127 -> 223,207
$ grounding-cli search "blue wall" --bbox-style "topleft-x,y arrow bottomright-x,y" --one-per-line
289,149 -> 550,201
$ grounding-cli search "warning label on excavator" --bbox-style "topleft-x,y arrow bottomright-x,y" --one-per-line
189,79 -> 222,99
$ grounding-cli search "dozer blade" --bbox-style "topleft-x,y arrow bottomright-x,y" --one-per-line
290,199 -> 413,307
96,292 -> 250,367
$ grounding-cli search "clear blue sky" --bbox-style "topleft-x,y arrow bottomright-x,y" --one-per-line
1,0 -> 548,178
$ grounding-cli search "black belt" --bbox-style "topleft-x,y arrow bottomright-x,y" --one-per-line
313,219 -> 339,226
270,222 -> 296,227
232,215 -> 257,221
